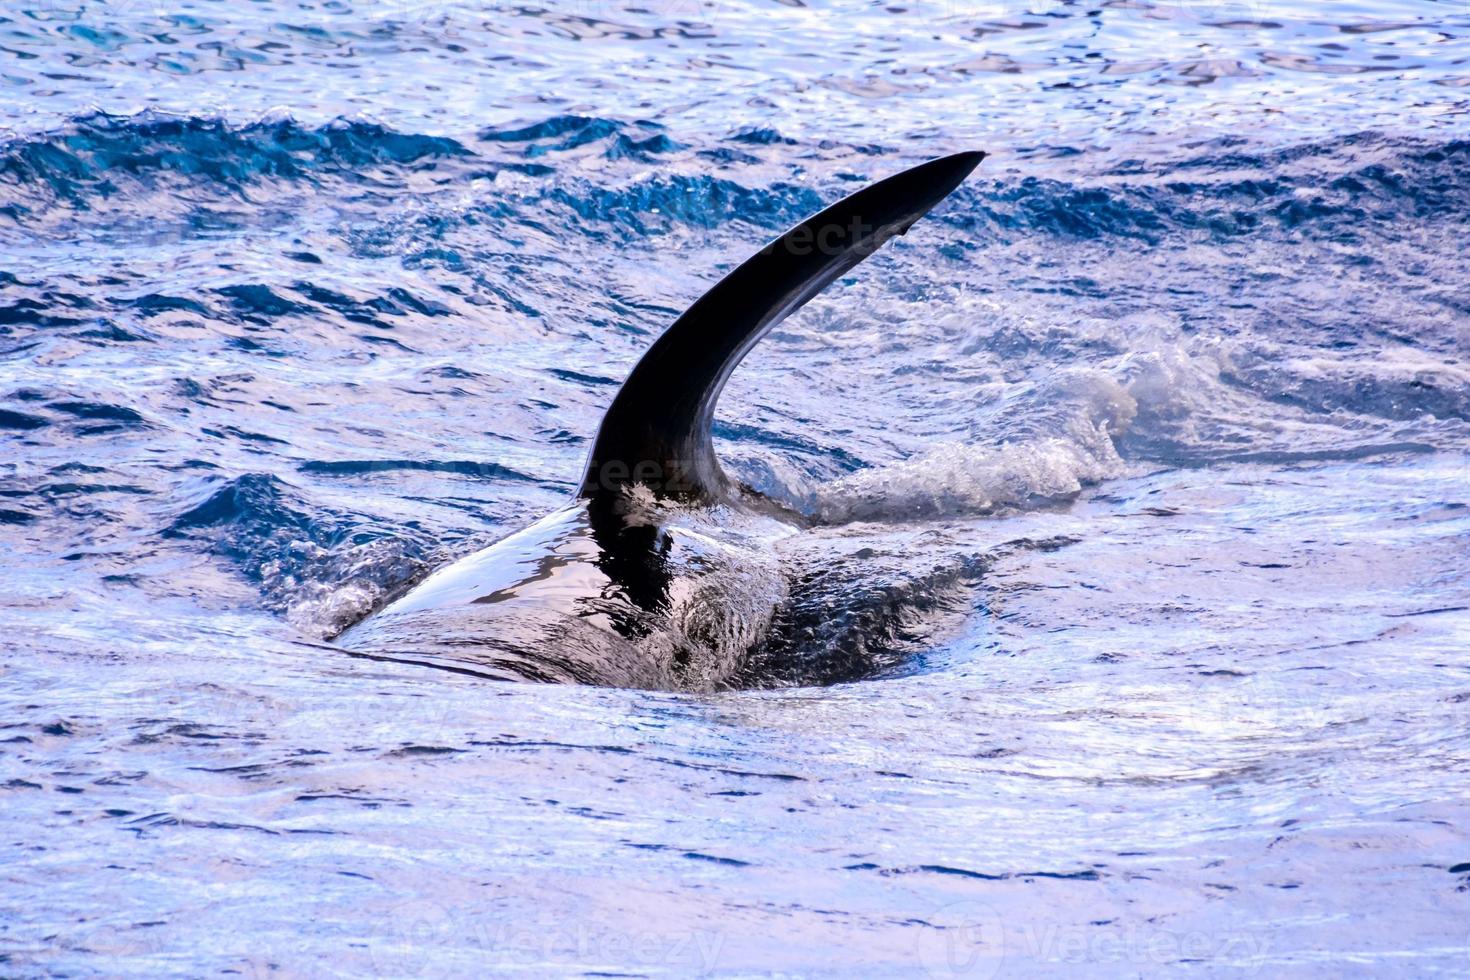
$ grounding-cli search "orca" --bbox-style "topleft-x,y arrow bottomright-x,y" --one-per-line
335,151 -> 986,689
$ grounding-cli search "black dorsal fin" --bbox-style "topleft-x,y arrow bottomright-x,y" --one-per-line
579,150 -> 986,504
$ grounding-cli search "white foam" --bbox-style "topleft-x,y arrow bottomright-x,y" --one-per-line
813,370 -> 1137,523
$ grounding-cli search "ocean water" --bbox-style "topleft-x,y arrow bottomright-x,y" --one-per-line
4,0 -> 1470,974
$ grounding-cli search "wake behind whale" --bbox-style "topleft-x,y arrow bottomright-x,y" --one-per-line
336,152 -> 987,689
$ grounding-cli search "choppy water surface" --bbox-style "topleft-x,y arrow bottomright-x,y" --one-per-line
4,0 -> 1470,974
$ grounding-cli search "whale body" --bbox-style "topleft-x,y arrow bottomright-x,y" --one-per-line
335,151 -> 986,689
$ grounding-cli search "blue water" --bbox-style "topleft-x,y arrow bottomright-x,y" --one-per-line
4,0 -> 1470,973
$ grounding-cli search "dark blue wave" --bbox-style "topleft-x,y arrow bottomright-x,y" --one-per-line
164,474 -> 431,615
0,111 -> 469,214
3,113 -> 1463,246
951,135 -> 1470,243
298,459 -> 539,481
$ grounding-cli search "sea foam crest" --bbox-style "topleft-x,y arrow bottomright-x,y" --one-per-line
813,371 -> 1138,523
